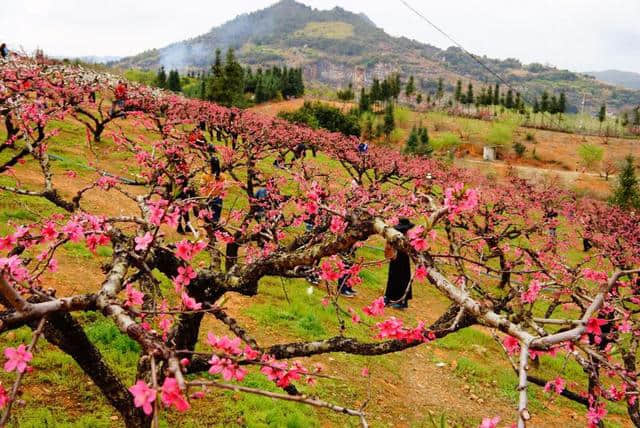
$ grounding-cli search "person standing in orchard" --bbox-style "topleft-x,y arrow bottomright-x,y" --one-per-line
0,43 -> 9,59
384,218 -> 414,309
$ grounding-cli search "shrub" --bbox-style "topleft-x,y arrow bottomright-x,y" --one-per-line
486,123 -> 515,147
577,143 -> 604,171
278,102 -> 360,136
513,141 -> 526,157
431,132 -> 461,152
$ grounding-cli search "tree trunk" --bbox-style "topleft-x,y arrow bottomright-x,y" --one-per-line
38,312 -> 151,428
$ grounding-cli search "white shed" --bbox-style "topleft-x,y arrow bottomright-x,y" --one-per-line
483,146 -> 497,161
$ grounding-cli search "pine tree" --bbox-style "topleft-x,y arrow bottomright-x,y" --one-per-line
436,78 -> 444,99
540,91 -> 550,113
371,78 -> 381,104
405,126 -> 419,153
466,83 -> 474,105
550,94 -> 558,114
358,87 -> 370,112
610,155 -> 640,210
383,103 -> 395,138
493,83 -> 500,105
405,75 -> 415,97
155,67 -> 167,89
212,49 -> 223,78
223,48 -> 245,106
633,107 -> 640,126
533,98 -> 540,114
558,92 -> 567,114
487,86 -> 493,106
167,70 -> 181,92
455,80 -> 462,103
598,104 -> 607,124
416,93 -> 423,105
505,89 -> 514,109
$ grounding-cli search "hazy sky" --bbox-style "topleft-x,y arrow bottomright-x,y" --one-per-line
2,0 -> 639,72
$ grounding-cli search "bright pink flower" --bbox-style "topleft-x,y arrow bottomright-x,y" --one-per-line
415,265 -> 428,282
0,255 -> 29,282
587,403 -> 607,427
407,225 -> 424,241
544,376 -> 566,394
62,220 -> 84,242
410,237 -> 429,252
348,307 -> 361,323
208,355 -> 247,381
361,367 -> 370,377
134,232 -> 153,252
125,284 -> 144,307
0,234 -> 17,251
129,380 -> 156,415
585,318 -> 608,336
521,280 -> 542,304
4,344 -> 33,373
583,268 -> 608,283
617,319 -> 632,333
479,416 -> 500,428
181,292 -> 202,311
161,377 -> 190,412
376,317 -> 404,339
40,222 -> 58,241
502,335 -> 520,356
207,333 -> 242,355
243,345 -> 260,360
47,258 -> 58,272
0,383 -> 7,408
363,297 -> 385,317
320,260 -> 341,282
173,265 -> 197,292
329,216 -> 347,234
214,230 -> 235,244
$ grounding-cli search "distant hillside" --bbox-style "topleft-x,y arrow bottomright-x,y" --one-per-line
112,0 -> 640,113
586,70 -> 640,90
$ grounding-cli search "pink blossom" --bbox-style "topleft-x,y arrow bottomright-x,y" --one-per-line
125,284 -> 144,307
214,230 -> 235,244
47,258 -> 58,272
361,367 -> 370,377
376,317 -> 404,339
521,280 -> 542,304
0,234 -> 17,251
0,383 -> 7,408
329,216 -> 347,234
134,232 -> 153,252
62,220 -> 84,242
585,318 -> 608,336
363,297 -> 385,317
243,345 -> 260,360
4,344 -> 33,373
129,380 -> 156,415
173,265 -> 197,292
444,183 -> 479,220
502,336 -> 520,356
583,268 -> 608,283
587,403 -> 607,427
544,376 -> 566,394
181,292 -> 202,311
40,222 -> 58,241
161,377 -> 190,412
207,333 -> 242,355
415,265 -> 428,282
410,237 -> 429,252
479,416 -> 500,428
407,225 -> 424,241
617,319 -> 632,333
348,307 -> 361,323
0,255 -> 29,282
208,355 -> 247,381
320,260 -> 341,282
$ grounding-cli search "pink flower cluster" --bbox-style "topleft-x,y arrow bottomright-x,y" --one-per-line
444,182 -> 479,220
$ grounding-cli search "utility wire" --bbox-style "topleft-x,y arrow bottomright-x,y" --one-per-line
398,0 -> 565,128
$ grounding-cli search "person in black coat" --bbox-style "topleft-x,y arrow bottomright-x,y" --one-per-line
384,218 -> 415,309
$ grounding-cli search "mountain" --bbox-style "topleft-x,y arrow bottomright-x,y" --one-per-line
586,70 -> 640,91
112,0 -> 640,113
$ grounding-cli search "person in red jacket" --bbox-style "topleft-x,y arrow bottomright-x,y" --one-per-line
110,81 -> 127,116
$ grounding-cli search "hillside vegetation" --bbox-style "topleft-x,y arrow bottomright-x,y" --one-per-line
112,0 -> 640,113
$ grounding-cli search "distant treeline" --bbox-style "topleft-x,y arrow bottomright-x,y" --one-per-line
127,48 -> 304,107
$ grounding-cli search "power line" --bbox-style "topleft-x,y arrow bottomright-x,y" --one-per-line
398,0 -> 558,119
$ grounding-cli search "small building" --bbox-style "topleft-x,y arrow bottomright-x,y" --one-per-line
483,145 -> 497,161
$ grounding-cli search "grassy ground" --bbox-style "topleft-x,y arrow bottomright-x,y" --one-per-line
0,110 -> 632,427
